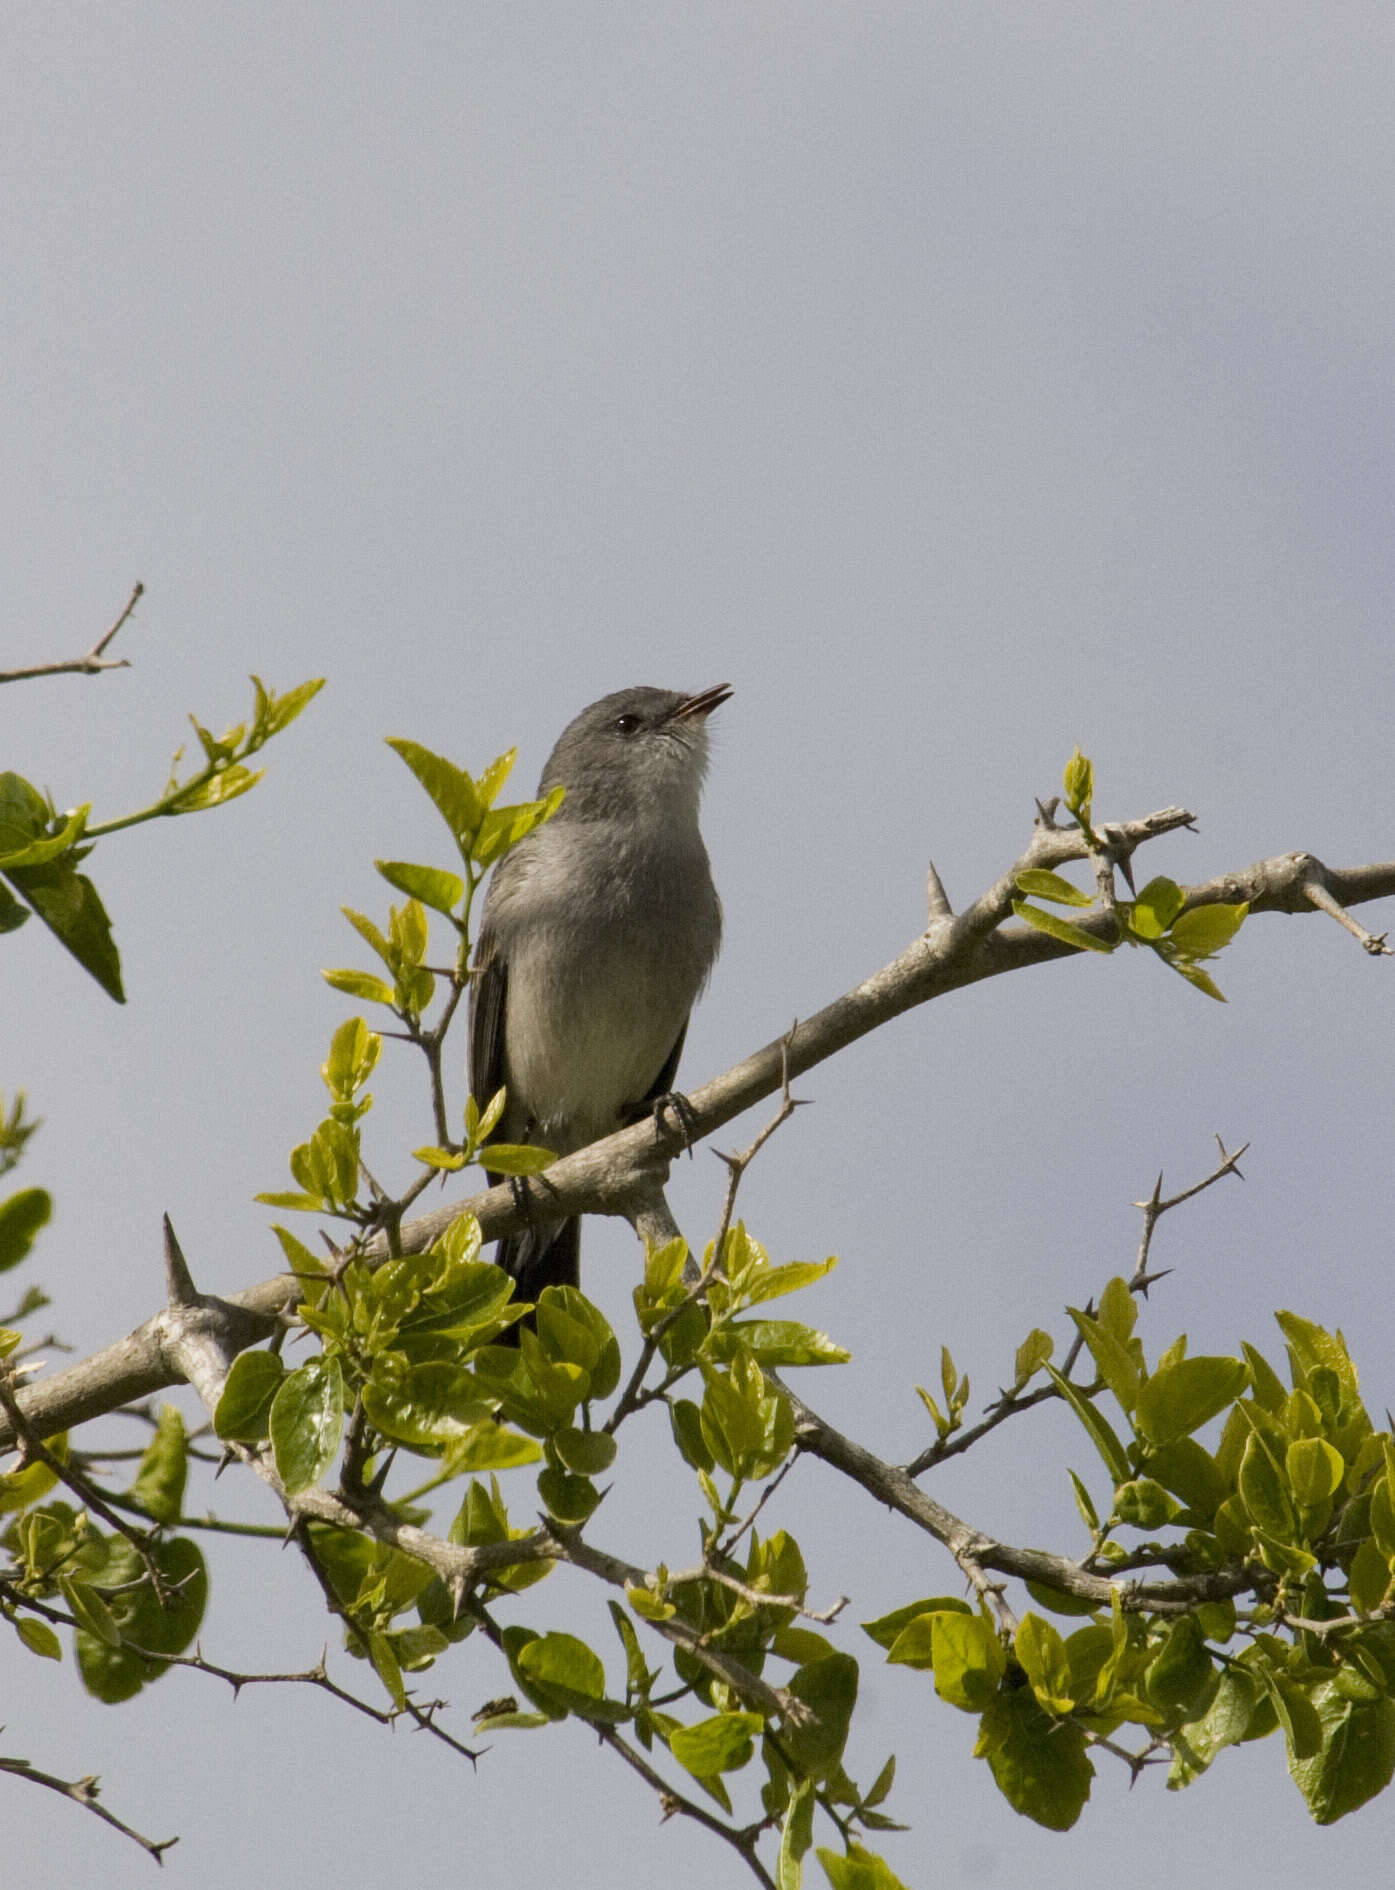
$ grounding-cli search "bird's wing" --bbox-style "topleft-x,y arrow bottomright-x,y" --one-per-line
640,1020 -> 688,1110
468,923 -> 509,1130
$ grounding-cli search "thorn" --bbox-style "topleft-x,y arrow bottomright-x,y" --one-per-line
925,860 -> 953,922
162,1215 -> 199,1308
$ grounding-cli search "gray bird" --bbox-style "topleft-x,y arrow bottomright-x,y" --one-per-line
469,684 -> 730,1310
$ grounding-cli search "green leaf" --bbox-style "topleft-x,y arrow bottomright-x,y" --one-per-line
1113,1477 -> 1180,1530
472,788 -> 565,868
669,1711 -> 765,1777
1146,1437 -> 1227,1521
1024,1579 -> 1098,1619
1289,1682 -> 1395,1822
816,1843 -> 912,1890
553,1426 -> 618,1476
1286,1437 -> 1345,1507
341,905 -> 393,967
1267,1673 -> 1324,1762
1168,1663 -> 1264,1784
0,773 -> 51,852
1068,1470 -> 1099,1532
0,880 -> 31,931
861,1597 -> 971,1652
1146,1615 -> 1212,1715
15,1615 -> 62,1661
1012,1328 -> 1053,1390
74,1536 -> 208,1703
1164,956 -> 1228,1001
414,1144 -> 465,1172
979,1684 -> 1093,1829
1275,1311 -> 1360,1401
171,763 -> 262,812
375,859 -> 465,915
257,675 -> 325,736
1014,869 -> 1094,907
669,1397 -> 715,1472
1062,748 -> 1094,823
1011,900 -> 1113,953
0,1186 -> 51,1272
129,1404 -> 187,1524
1129,876 -> 1185,939
1169,901 -> 1248,959
778,1779 -> 815,1889
385,739 -> 483,844
739,1257 -> 839,1307
1240,1342 -> 1288,1412
5,858 -> 123,1000
516,1630 -> 609,1714
322,968 -> 397,1005
1135,1356 -> 1249,1448
480,1142 -> 557,1177
60,1576 -> 122,1648
536,1464 -> 600,1525
783,1653 -> 859,1779
369,1628 -> 407,1708
1015,1614 -> 1074,1714
440,1424 -> 541,1475
1045,1364 -> 1131,1483
709,1320 -> 850,1368
214,1349 -> 286,1442
269,1355 -> 345,1493
1068,1304 -> 1140,1414
475,748 -> 516,808
0,801 -> 88,869
362,1359 -> 492,1452
1238,1432 -> 1298,1540
929,1612 -> 1006,1711
863,1753 -> 897,1809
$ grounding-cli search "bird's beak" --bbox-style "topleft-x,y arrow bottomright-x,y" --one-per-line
670,684 -> 733,722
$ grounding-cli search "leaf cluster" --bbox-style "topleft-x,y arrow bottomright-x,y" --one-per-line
864,1282 -> 1395,1830
1014,750 -> 1247,999
0,675 -> 322,1000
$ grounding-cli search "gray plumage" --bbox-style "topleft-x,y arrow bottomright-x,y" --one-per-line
469,685 -> 729,1310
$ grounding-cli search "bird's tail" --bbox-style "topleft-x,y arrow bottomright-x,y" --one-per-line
493,1217 -> 581,1339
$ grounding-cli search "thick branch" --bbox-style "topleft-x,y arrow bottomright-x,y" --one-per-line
4,833 -> 1392,1452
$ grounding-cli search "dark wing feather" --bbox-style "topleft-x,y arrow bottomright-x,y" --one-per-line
638,1021 -> 688,1114
468,924 -> 509,1131
469,924 -> 580,1312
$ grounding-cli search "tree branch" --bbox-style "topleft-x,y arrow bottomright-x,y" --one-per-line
4,827 -> 1392,1454
0,1753 -> 175,1863
0,583 -> 142,684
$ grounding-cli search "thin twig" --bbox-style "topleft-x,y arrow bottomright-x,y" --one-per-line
0,1373 -> 169,1598
0,1754 -> 175,1862
1132,1135 -> 1248,1288
466,1598 -> 777,1887
1301,864 -> 1393,956
0,583 -> 142,684
595,1725 -> 777,1889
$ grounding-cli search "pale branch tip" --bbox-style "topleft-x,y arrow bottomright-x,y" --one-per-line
0,582 -> 144,685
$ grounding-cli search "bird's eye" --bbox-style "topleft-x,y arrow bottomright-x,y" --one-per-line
613,713 -> 641,736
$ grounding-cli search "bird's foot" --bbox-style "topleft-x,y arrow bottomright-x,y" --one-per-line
650,1090 -> 699,1157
